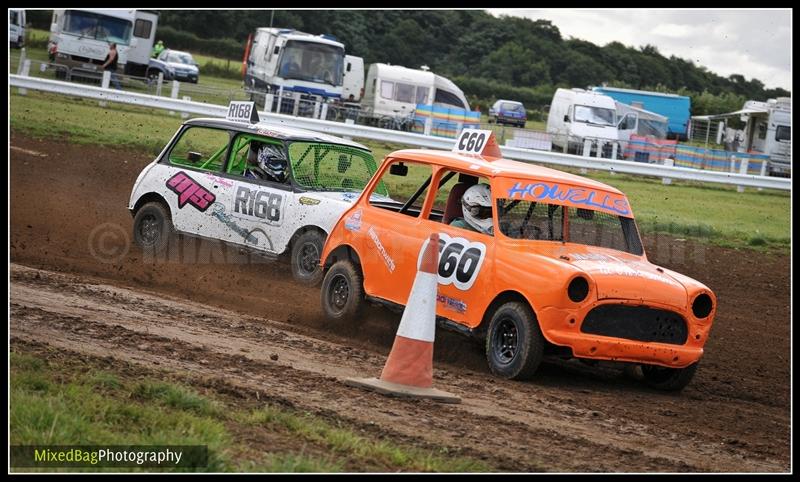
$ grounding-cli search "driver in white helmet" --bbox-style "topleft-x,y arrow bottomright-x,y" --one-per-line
449,183 -> 493,235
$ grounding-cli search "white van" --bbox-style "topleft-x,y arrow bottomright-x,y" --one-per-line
362,63 -> 470,118
342,55 -> 364,103
10,9 -> 26,48
547,88 -> 623,155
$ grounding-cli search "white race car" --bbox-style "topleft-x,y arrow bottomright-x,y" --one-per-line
128,103 -> 387,284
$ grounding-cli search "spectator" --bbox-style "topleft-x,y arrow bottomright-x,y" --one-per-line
101,43 -> 122,90
152,40 -> 165,58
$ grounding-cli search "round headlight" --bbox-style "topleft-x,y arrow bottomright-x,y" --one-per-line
692,293 -> 713,319
568,276 -> 589,303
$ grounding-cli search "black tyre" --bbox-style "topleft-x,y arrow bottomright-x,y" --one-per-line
132,202 -> 173,255
290,230 -> 326,285
320,259 -> 364,321
640,363 -> 699,391
485,301 -> 544,380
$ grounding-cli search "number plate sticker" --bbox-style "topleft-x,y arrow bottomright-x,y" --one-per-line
226,101 -> 260,124
231,183 -> 286,226
417,232 -> 486,291
453,128 -> 502,158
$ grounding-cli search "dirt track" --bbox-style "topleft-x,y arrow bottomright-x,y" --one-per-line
9,134 -> 791,472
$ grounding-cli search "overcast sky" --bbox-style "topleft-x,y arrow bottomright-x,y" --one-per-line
487,9 -> 791,91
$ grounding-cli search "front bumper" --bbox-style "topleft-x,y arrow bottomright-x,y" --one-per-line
538,299 -> 712,368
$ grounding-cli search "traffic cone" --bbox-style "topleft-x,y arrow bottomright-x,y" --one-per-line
344,233 -> 461,404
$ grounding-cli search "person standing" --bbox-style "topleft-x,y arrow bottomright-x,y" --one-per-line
101,43 -> 122,90
152,40 -> 165,58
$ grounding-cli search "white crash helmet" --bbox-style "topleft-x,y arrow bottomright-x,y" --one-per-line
461,183 -> 493,234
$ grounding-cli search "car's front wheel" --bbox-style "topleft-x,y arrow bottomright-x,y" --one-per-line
640,362 -> 699,391
320,259 -> 364,321
485,301 -> 544,380
290,230 -> 325,285
132,201 -> 173,255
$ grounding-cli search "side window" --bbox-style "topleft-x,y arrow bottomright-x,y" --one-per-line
168,126 -> 230,172
757,121 -> 767,140
429,170 -> 493,236
497,200 -> 564,241
415,87 -> 429,105
776,125 -> 790,141
395,82 -> 415,103
226,134 -> 286,183
133,19 -> 152,38
368,160 -> 431,218
434,89 -> 466,109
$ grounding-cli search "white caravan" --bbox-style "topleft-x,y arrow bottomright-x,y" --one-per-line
361,63 -> 470,118
48,9 -> 158,77
10,9 -> 26,48
244,27 -> 346,104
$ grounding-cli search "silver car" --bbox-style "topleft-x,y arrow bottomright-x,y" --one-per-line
147,49 -> 200,83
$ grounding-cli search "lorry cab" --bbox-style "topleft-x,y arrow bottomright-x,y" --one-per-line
547,88 -> 620,156
9,9 -> 26,48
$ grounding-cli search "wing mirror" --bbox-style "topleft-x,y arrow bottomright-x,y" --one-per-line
389,162 -> 408,177
564,114 -> 570,123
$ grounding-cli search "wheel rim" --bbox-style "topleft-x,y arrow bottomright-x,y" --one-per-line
327,273 -> 349,314
492,317 -> 519,365
138,214 -> 161,246
299,242 -> 320,276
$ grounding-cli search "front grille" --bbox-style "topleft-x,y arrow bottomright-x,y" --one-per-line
580,305 -> 687,345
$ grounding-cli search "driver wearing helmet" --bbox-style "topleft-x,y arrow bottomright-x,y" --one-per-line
450,183 -> 493,235
245,142 -> 288,183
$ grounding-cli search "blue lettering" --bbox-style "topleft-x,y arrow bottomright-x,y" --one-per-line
505,182 -> 631,216
506,182 -> 530,199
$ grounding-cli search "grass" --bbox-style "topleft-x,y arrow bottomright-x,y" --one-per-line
9,89 -> 790,253
10,347 -> 489,473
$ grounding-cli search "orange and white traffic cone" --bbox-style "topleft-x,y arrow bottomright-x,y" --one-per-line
345,233 -> 461,404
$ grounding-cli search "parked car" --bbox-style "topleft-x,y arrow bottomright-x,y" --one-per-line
147,48 -> 199,83
319,129 -> 717,390
128,102 -> 386,284
488,100 -> 527,128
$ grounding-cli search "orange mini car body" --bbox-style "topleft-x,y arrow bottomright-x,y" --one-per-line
320,131 -> 716,390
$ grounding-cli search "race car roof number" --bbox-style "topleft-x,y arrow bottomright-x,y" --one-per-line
453,129 -> 502,159
227,101 -> 260,124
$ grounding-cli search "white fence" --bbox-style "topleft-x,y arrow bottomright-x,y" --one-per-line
9,73 -> 791,192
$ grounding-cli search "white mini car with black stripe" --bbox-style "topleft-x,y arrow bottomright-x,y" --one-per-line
128,103 -> 388,284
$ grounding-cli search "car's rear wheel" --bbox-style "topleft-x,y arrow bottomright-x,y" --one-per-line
321,259 -> 364,321
290,230 -> 325,285
132,202 -> 173,255
640,362 -> 699,391
485,301 -> 544,380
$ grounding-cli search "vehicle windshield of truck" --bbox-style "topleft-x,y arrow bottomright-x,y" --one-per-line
64,10 -> 132,45
287,142 -> 389,196
280,41 -> 344,87
10,10 -> 19,25
574,105 -> 615,126
496,199 -> 643,255
501,102 -> 524,112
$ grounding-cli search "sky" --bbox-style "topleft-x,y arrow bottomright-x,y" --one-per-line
487,9 -> 791,91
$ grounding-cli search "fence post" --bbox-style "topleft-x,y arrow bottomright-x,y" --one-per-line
156,72 -> 164,97
729,155 -> 737,173
98,70 -> 111,106
265,93 -> 274,113
758,160 -> 767,191
737,158 -> 748,193
169,80 -> 180,115
320,102 -> 328,120
582,138 -> 592,157
292,92 -> 301,116
17,59 -> 31,95
343,118 -> 354,140
662,158 -> 674,185
424,116 -> 432,136
181,96 -> 191,119
611,142 -> 618,160
16,47 -> 26,75
313,100 -> 321,119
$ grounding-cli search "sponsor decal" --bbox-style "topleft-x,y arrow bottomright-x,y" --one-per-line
506,182 -> 630,216
256,128 -> 284,138
344,209 -> 362,232
203,172 -> 234,188
418,232 -> 486,291
568,253 -> 611,262
368,226 -> 395,272
436,294 -> 467,314
341,192 -> 359,202
233,184 -> 285,225
298,196 -> 321,206
166,172 -> 215,212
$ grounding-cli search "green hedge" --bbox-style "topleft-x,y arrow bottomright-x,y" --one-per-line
157,26 -> 242,60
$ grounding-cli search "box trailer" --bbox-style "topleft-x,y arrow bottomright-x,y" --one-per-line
593,86 -> 691,140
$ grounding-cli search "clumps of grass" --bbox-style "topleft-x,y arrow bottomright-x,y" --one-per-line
133,381 -> 221,417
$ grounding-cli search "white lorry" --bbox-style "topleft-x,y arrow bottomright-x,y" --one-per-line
546,88 -> 623,157
361,63 -> 470,119
244,27 -> 347,112
48,9 -> 159,78
740,98 -> 791,177
10,9 -> 26,48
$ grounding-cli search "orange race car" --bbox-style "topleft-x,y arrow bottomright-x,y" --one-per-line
319,130 -> 716,390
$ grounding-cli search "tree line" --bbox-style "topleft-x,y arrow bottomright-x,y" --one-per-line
28,10 -> 789,115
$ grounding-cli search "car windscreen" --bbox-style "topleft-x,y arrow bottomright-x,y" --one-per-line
279,40 -> 344,87
501,102 -> 524,112
287,142 -> 388,195
63,10 -> 132,45
573,105 -> 616,126
168,52 -> 194,65
496,198 -> 643,255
